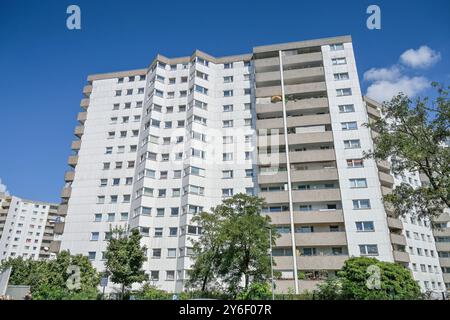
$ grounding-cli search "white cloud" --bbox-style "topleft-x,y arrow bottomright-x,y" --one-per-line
0,178 -> 9,195
400,46 -> 441,69
366,76 -> 430,102
363,66 -> 402,82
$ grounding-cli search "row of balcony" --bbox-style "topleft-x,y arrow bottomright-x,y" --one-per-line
254,51 -> 323,73
274,254 -> 348,270
276,232 -> 347,247
266,210 -> 344,225
256,113 -> 331,130
258,131 -> 333,148
255,66 -> 325,88
258,168 -> 338,184
256,97 -> 329,117
256,81 -> 327,99
260,188 -> 341,204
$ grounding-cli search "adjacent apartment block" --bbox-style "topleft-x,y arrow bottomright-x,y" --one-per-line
0,192 -> 62,261
58,35 -> 446,295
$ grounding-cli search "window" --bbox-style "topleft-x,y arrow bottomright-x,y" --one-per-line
120,212 -> 128,221
223,136 -> 233,144
100,179 -> 108,187
244,88 -> 251,95
224,76 -> 233,83
107,213 -> 115,222
350,178 -> 367,188
115,90 -> 122,97
332,57 -> 347,65
126,89 -> 133,95
245,169 -> 254,177
142,207 -> 151,216
195,85 -> 208,95
150,270 -> 159,280
344,139 -> 361,149
115,162 -> 122,169
169,227 -> 178,237
158,189 -> 166,198
90,232 -> 99,241
222,170 -> 233,179
336,88 -> 352,96
154,228 -> 163,238
110,195 -> 118,204
97,196 -> 105,204
353,199 -> 371,209
356,221 -> 375,232
223,104 -> 233,112
171,207 -> 179,216
359,244 -> 378,256
223,153 -> 233,161
339,104 -> 355,113
88,252 -> 96,260
347,159 -> 364,168
342,121 -> 358,130
105,147 -> 113,154
224,62 -> 233,69
167,249 -> 176,258
112,103 -> 120,110
94,214 -> 102,222
334,72 -> 349,80
223,120 -> 233,128
152,249 -> 162,258
223,90 -> 233,97
330,43 -> 344,51
222,188 -> 233,197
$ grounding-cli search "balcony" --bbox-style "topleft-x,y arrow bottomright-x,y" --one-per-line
393,250 -> 410,263
254,52 -> 323,73
436,242 -> 450,251
68,155 -> 78,167
274,254 -> 348,270
60,187 -> 72,199
57,204 -> 68,216
387,217 -> 403,230
256,113 -> 331,130
257,131 -> 333,148
80,98 -> 90,109
83,85 -> 92,97
255,82 -> 327,98
49,240 -> 61,253
258,168 -> 337,184
64,171 -> 75,182
74,125 -> 84,138
291,188 -> 341,203
268,210 -> 344,225
434,228 -> 450,237
377,160 -> 391,172
277,231 -> 347,247
255,67 -> 325,86
71,140 -> 81,150
381,186 -> 392,196
77,111 -> 87,123
390,233 -> 407,246
435,211 -> 450,223
275,279 -> 322,293
54,222 -> 65,234
366,105 -> 381,118
260,191 -> 289,203
379,171 -> 394,187
258,149 -> 336,166
256,97 -> 329,116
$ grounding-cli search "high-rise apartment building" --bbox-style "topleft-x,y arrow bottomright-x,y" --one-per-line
58,35 -> 446,295
0,192 -> 61,261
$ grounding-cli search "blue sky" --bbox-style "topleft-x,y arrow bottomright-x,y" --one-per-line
0,0 -> 449,203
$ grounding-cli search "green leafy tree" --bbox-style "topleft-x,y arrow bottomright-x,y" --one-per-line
236,282 -> 271,300
1,251 -> 100,300
365,83 -> 449,220
187,194 -> 278,298
134,283 -> 171,300
104,227 -> 148,299
315,257 -> 422,300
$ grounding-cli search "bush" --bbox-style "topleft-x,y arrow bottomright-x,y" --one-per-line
236,282 -> 271,300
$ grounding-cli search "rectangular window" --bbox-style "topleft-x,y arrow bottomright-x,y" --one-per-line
223,90 -> 233,97
356,221 -> 375,232
224,76 -> 233,83
359,244 -> 379,256
344,139 -> 361,149
349,178 -> 367,188
330,43 -> 344,51
223,120 -> 233,128
334,72 -> 349,80
222,170 -> 233,179
336,88 -> 352,96
347,159 -> 364,168
223,104 -> 233,112
353,199 -> 371,209
338,104 -> 355,113
342,121 -> 358,130
90,232 -> 99,241
332,57 -> 347,65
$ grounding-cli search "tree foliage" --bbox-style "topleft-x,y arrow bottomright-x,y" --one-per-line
187,194 -> 277,297
364,83 -> 450,220
315,257 -> 422,300
0,251 -> 100,300
104,227 -> 148,298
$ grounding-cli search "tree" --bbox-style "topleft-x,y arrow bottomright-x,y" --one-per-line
364,83 -> 449,220
0,251 -> 100,300
187,193 -> 278,298
315,257 -> 422,300
104,227 -> 148,299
